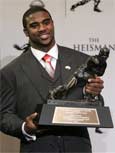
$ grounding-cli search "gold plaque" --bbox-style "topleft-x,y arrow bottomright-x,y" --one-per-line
52,107 -> 100,125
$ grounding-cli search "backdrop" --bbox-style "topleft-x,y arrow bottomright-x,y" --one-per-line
0,0 -> 115,152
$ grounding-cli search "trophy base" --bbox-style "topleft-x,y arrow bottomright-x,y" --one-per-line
35,99 -> 113,128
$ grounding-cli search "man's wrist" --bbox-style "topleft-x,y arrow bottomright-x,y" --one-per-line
22,122 -> 36,141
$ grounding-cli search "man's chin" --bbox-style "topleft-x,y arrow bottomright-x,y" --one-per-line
40,39 -> 54,46
39,39 -> 51,45
40,42 -> 51,46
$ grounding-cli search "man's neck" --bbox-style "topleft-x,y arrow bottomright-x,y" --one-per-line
30,41 -> 55,52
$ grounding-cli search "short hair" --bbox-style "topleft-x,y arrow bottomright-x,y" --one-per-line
22,6 -> 52,28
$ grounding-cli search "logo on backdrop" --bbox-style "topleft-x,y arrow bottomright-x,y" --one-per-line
70,0 -> 102,12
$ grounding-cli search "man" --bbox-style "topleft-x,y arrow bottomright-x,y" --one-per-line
1,6 -> 104,152
71,0 -> 102,12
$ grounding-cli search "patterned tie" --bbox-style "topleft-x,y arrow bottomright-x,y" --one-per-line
42,54 -> 55,78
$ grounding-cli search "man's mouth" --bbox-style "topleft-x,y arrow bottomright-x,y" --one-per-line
39,34 -> 50,40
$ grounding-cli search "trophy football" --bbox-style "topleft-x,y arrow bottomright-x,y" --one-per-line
36,47 -> 113,128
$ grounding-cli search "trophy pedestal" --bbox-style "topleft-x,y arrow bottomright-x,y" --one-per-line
35,99 -> 113,128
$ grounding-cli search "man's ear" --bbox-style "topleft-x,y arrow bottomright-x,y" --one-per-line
23,28 -> 29,37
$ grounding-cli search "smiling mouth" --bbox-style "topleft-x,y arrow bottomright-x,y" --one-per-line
39,34 -> 50,40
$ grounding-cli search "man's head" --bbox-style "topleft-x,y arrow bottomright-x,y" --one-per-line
23,6 -> 55,51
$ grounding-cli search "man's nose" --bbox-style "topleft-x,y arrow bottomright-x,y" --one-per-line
39,23 -> 46,31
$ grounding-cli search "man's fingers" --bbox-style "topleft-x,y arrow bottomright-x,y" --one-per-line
26,112 -> 38,122
24,112 -> 38,134
88,77 -> 104,84
85,77 -> 104,95
86,82 -> 104,89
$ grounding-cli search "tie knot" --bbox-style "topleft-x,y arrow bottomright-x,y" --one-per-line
43,54 -> 52,62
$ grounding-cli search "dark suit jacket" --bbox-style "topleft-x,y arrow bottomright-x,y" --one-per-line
1,45 -> 92,152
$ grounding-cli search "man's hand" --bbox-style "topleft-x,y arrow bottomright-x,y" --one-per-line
85,77 -> 104,96
24,112 -> 38,135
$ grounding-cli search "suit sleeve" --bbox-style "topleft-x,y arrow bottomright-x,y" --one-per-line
1,70 -> 25,140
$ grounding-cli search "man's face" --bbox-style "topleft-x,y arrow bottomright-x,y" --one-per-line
24,11 -> 55,50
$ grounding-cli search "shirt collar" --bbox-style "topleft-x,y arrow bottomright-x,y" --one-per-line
31,44 -> 58,62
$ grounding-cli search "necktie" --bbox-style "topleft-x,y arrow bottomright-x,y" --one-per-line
42,54 -> 55,78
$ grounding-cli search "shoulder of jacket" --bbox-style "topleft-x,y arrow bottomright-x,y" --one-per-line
57,45 -> 89,57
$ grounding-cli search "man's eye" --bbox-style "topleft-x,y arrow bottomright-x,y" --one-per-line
30,23 -> 38,28
43,19 -> 51,25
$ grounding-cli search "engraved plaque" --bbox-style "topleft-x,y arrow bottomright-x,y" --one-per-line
52,107 -> 100,125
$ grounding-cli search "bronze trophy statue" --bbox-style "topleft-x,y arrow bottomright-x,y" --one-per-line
48,47 -> 110,106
